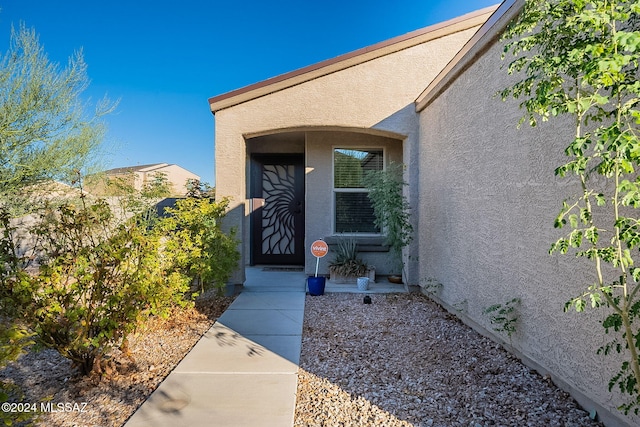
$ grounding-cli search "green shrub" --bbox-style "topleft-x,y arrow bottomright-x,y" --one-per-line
483,298 -> 521,343
0,209 -> 36,426
21,196 -> 190,374
0,321 -> 36,426
0,176 -> 239,376
159,196 -> 240,296
363,163 -> 413,275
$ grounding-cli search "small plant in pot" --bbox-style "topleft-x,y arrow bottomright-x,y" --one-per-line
364,162 -> 413,283
329,237 -> 374,283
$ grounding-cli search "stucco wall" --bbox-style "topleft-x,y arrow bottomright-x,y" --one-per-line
154,164 -> 200,196
305,131 -> 402,276
214,25 -> 481,283
417,31 -> 638,426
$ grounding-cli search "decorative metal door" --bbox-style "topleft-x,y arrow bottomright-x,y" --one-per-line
251,154 -> 305,265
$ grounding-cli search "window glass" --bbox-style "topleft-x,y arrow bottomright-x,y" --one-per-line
333,149 -> 383,233
335,192 -> 379,233
334,149 -> 384,188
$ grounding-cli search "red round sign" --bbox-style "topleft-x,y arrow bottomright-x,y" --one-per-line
310,240 -> 329,258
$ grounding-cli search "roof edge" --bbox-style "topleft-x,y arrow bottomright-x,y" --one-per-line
105,163 -> 169,174
208,5 -> 499,114
415,0 -> 523,112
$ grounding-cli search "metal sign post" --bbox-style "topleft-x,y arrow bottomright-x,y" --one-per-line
310,240 -> 329,277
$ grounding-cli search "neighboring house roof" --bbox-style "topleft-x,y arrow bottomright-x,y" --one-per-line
208,4 -> 500,113
415,0 -> 522,111
104,163 -> 172,175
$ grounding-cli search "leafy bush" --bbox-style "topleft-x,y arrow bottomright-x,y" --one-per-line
483,298 -> 521,342
0,321 -> 36,426
18,195 -> 190,375
0,174 -> 239,376
363,163 -> 413,275
159,196 -> 240,296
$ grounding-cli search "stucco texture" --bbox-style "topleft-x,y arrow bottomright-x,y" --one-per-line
417,32 -> 638,426
214,26 -> 481,283
304,131 -> 402,276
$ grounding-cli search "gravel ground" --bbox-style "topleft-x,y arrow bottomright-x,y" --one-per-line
2,291 -> 605,426
294,292 -> 603,427
0,293 -> 234,427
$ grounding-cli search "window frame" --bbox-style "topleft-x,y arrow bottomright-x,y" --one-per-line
331,146 -> 385,236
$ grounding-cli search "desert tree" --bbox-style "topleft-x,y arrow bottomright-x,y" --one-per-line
0,23 -> 115,211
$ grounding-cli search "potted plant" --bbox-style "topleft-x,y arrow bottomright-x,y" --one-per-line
363,162 -> 413,283
329,237 -> 375,284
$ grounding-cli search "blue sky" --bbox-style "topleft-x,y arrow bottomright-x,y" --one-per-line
0,0 -> 498,185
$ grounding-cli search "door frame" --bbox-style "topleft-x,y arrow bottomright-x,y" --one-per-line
249,153 -> 305,265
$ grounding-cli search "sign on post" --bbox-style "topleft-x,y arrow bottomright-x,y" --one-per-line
311,240 -> 329,258
310,240 -> 328,277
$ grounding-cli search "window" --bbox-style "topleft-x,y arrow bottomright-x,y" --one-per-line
333,148 -> 383,233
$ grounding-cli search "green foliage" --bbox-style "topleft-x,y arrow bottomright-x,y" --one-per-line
483,298 -> 521,341
420,277 -> 443,298
0,24 -> 115,209
20,193 -> 189,374
159,195 -> 240,296
98,171 -> 171,222
0,210 -> 37,426
0,173 -> 190,375
363,162 -> 413,274
502,0 -> 640,414
0,323 -> 33,372
329,237 -> 369,277
0,171 -> 239,377
0,321 -> 36,426
185,179 -> 215,199
0,210 -> 31,316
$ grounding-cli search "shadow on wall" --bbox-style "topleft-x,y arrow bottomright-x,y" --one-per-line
222,202 -> 245,286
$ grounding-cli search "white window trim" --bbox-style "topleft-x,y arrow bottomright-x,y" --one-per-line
331,146 -> 385,236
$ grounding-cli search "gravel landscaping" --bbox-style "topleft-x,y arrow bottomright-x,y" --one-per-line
0,294 -> 234,427
2,291 -> 607,426
294,292 -> 603,427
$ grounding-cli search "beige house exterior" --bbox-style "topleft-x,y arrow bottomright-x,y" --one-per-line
102,163 -> 200,196
209,1 -> 638,425
210,6 -> 495,282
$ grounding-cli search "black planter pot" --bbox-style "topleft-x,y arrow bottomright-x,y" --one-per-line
307,276 -> 326,296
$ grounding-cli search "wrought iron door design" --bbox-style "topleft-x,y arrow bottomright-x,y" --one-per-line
251,155 -> 304,264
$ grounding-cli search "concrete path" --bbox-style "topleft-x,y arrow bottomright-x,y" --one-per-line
124,267 -> 307,427
124,267 -> 407,427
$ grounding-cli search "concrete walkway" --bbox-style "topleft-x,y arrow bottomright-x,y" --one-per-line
124,267 -> 307,427
124,267 -> 407,426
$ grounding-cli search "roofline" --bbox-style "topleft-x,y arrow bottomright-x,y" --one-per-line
208,5 -> 500,114
138,163 -> 171,172
105,163 -> 168,174
415,0 -> 523,112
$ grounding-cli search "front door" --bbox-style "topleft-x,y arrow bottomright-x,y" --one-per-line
250,154 -> 305,265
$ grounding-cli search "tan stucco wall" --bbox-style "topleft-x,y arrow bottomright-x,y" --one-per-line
102,165 -> 200,196
214,25 -> 482,283
305,131 -> 402,276
417,30 -> 638,427
148,164 -> 200,196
